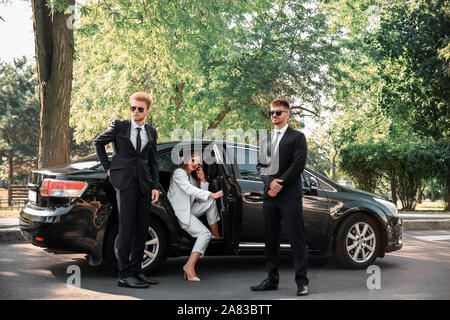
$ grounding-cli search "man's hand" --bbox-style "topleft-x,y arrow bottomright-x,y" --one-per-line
269,179 -> 283,192
268,189 -> 280,197
151,189 -> 159,203
107,169 -> 110,177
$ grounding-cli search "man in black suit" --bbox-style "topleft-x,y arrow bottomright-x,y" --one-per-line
94,92 -> 160,288
250,97 -> 309,296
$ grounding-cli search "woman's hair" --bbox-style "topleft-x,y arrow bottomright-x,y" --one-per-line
171,151 -> 202,187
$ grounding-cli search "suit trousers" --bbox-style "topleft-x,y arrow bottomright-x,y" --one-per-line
116,177 -> 151,278
182,198 -> 220,257
263,195 -> 309,287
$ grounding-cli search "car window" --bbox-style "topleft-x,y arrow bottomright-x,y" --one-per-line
302,172 -> 310,188
318,179 -> 333,191
302,171 -> 334,191
157,152 -> 178,172
228,147 -> 261,181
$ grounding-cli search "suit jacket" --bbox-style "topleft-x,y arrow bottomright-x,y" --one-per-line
93,119 -> 159,193
167,168 -> 211,226
257,126 -> 307,199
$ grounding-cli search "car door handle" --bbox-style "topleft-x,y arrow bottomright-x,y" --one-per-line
243,192 -> 264,202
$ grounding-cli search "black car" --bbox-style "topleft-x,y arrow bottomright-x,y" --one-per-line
20,141 -> 403,273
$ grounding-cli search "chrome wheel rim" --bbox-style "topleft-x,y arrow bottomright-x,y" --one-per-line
114,226 -> 160,269
346,222 -> 376,263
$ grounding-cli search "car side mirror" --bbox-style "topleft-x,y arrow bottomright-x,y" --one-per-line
310,176 -> 319,190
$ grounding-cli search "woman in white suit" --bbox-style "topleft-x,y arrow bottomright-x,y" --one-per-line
167,152 -> 223,281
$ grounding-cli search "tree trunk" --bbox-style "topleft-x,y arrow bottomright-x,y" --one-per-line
417,188 -> 423,204
445,176 -> 450,211
207,99 -> 232,130
32,0 -> 74,168
430,180 -> 435,202
169,82 -> 185,123
7,155 -> 13,207
391,177 -> 397,205
331,147 -> 338,181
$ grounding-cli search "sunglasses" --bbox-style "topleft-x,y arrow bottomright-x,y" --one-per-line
269,110 -> 288,117
130,106 -> 145,113
191,158 -> 202,167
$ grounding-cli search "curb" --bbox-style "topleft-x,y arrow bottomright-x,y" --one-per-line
402,219 -> 450,230
0,229 -> 26,242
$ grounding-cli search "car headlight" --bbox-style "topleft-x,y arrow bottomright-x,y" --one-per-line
373,197 -> 398,216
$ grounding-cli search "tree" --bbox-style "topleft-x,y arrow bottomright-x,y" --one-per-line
0,57 -> 40,204
69,0 -> 339,145
372,0 -> 450,140
31,0 -> 75,167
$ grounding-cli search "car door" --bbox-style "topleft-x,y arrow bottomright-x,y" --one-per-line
207,143 -> 241,253
225,145 -> 265,243
226,145 -> 331,252
301,169 -> 332,251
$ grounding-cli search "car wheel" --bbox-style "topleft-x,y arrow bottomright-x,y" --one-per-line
334,213 -> 380,269
103,219 -> 168,274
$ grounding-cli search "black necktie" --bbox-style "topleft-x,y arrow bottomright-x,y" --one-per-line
136,127 -> 142,153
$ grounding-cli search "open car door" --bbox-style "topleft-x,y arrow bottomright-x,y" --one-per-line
204,142 -> 241,253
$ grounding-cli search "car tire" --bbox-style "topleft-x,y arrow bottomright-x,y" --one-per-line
334,213 -> 381,269
103,218 -> 168,275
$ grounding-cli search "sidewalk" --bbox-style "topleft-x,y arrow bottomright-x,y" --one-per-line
1,214 -> 449,243
0,218 -> 25,242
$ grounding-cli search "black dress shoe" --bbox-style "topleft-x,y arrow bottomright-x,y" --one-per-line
297,285 -> 309,296
250,279 -> 278,291
135,274 -> 159,285
117,276 -> 149,288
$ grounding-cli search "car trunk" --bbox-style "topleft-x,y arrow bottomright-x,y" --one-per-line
27,156 -> 103,208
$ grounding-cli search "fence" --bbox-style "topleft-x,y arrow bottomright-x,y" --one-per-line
0,185 -> 28,209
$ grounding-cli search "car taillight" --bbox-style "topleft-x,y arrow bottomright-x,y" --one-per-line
40,179 -> 88,198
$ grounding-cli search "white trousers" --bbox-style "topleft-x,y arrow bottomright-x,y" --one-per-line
183,198 -> 220,257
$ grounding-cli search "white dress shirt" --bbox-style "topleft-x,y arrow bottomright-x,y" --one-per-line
130,118 -> 149,151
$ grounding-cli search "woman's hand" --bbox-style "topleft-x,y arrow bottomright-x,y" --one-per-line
209,190 -> 224,199
196,166 -> 205,181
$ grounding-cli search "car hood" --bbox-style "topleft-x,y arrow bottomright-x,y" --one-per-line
339,186 -> 384,200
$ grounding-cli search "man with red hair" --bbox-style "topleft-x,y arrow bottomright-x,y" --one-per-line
94,92 -> 160,288
251,97 -> 309,296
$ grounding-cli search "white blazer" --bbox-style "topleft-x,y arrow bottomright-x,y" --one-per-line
167,168 -> 211,226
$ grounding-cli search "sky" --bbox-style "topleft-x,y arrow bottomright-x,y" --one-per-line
0,0 -> 35,63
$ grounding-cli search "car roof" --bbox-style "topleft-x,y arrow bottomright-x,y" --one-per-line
73,141 -> 258,162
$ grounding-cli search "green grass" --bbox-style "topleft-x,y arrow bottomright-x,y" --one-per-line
0,206 -> 21,218
397,200 -> 448,213
0,210 -> 20,218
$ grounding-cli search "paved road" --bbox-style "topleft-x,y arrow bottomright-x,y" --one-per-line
0,230 -> 449,300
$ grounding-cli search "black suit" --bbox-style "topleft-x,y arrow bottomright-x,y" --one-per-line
94,119 -> 159,193
257,126 -> 309,287
94,119 -> 159,278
